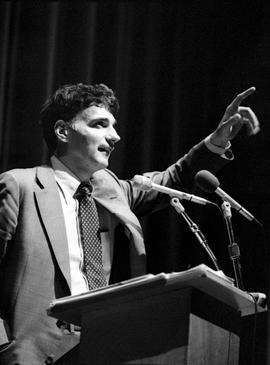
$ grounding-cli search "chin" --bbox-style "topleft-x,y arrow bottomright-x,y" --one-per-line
96,160 -> 109,170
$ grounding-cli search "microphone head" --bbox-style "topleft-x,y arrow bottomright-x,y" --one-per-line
195,170 -> 220,193
132,175 -> 152,191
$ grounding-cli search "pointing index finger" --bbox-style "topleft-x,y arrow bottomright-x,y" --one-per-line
231,86 -> 256,108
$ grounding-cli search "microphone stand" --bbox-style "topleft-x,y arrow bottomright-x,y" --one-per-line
221,201 -> 244,290
170,197 -> 221,271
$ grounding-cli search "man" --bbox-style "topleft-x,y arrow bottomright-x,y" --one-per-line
0,83 -> 259,364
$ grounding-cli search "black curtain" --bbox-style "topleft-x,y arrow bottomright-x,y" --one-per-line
1,1 -> 270,362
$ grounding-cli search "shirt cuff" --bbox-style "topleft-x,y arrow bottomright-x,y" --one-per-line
204,135 -> 233,160
204,135 -> 231,154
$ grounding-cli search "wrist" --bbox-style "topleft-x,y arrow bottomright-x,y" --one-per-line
209,134 -> 231,149
210,139 -> 231,149
204,135 -> 231,155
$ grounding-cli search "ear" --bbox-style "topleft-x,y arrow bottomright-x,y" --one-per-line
54,120 -> 69,143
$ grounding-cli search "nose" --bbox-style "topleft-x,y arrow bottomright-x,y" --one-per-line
107,126 -> 121,146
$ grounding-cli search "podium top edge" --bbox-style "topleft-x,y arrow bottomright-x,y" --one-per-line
48,264 -> 266,318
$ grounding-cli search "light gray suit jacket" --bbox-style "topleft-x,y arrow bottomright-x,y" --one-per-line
0,141 -> 227,364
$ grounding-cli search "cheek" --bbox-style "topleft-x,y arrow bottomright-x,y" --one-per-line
84,136 -> 99,151
69,127 -> 102,153
73,134 -> 95,149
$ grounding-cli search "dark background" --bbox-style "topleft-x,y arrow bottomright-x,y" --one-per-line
0,1 -> 269,363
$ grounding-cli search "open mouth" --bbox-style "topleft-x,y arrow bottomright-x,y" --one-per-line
98,146 -> 112,154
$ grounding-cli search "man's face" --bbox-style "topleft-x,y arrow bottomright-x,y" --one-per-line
65,105 -> 120,176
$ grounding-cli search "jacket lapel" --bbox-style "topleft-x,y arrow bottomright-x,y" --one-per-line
94,190 -> 147,277
91,170 -> 146,257
34,166 -> 71,291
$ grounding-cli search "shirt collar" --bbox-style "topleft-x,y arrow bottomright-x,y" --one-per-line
51,155 -> 81,203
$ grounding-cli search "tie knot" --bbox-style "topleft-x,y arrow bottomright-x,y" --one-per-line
74,182 -> 93,199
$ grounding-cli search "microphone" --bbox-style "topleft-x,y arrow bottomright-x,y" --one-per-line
132,175 -> 215,206
195,170 -> 261,225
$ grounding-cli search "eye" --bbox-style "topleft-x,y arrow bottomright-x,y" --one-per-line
92,120 -> 108,128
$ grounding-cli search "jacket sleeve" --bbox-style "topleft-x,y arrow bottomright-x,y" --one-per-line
119,141 -> 229,217
0,172 -> 19,260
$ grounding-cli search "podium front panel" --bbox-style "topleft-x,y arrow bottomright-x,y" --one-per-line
78,288 -> 240,365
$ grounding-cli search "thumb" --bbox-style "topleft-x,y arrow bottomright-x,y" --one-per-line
223,113 -> 243,140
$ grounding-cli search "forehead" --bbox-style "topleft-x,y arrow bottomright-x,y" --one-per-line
79,105 -> 116,123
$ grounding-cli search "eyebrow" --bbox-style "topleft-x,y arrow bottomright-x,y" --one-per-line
90,117 -> 117,126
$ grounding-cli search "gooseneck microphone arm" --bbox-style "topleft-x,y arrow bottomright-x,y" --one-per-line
171,197 -> 221,271
221,201 -> 245,290
195,170 -> 247,289
132,175 -> 216,206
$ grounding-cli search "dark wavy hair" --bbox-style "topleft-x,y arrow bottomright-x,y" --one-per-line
40,83 -> 119,152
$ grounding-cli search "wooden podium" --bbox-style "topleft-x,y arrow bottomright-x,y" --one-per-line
48,265 -> 265,365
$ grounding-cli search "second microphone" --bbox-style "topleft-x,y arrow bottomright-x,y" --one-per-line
132,175 -> 215,206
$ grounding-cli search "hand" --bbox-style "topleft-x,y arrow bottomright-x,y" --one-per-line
210,87 -> 260,148
249,292 -> 267,308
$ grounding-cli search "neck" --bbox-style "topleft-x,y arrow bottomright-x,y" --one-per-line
54,153 -> 94,182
